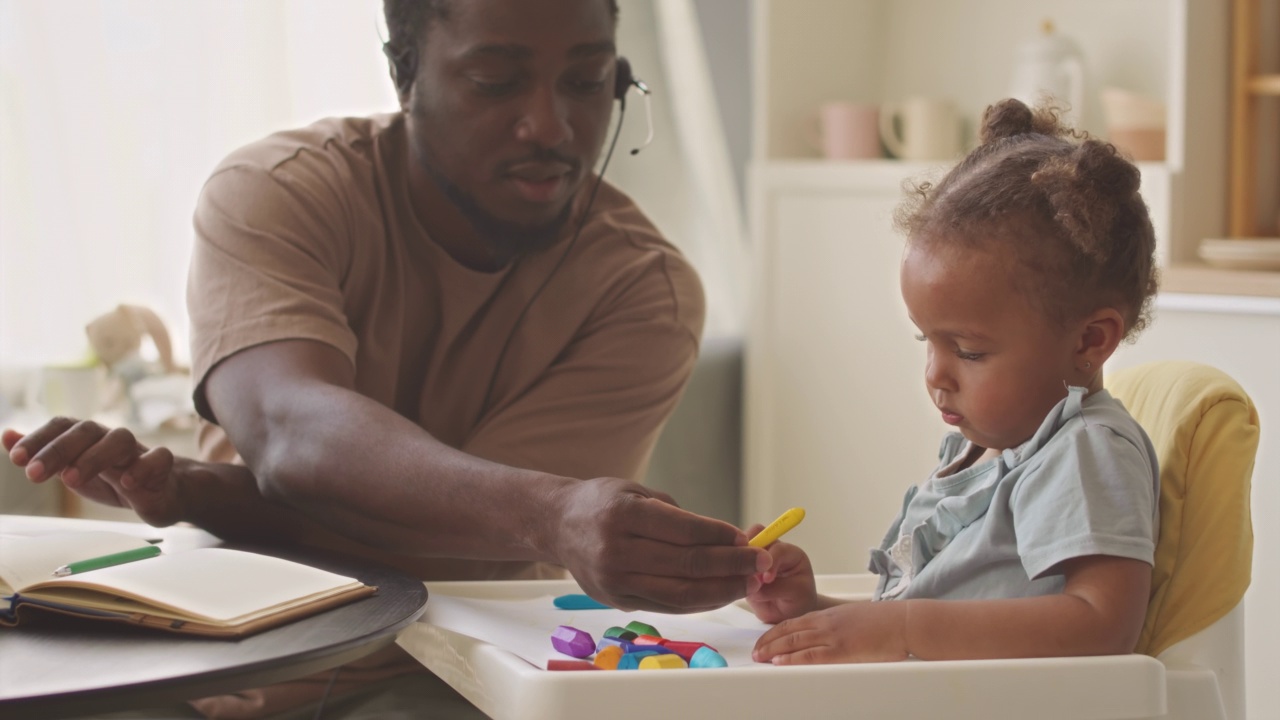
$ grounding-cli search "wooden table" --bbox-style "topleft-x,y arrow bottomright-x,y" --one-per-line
0,516 -> 429,720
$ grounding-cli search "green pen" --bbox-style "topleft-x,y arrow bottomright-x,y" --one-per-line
53,545 -> 162,577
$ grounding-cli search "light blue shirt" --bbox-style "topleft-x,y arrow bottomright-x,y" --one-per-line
870,387 -> 1159,601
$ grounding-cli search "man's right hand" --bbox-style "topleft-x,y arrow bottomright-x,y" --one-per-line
545,477 -> 769,614
3,419 -> 182,527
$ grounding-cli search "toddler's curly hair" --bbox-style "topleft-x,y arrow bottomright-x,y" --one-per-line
895,98 -> 1159,340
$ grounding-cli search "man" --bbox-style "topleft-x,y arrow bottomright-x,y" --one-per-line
5,0 -> 765,715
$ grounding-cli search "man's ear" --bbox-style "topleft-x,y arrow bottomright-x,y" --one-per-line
383,44 -> 417,109
1075,307 -> 1126,372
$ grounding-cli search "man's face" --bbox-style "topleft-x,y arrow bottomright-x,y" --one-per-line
405,0 -> 617,255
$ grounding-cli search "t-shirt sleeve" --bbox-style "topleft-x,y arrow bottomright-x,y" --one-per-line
460,255 -> 705,483
1011,421 -> 1158,579
187,163 -> 357,422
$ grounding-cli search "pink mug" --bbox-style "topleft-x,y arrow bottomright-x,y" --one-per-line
814,102 -> 882,160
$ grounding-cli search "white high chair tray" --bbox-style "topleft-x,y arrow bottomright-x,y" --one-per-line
397,577 -> 1167,720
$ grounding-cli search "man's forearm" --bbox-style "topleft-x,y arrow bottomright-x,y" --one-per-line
232,382 -> 575,562
171,456 -> 337,546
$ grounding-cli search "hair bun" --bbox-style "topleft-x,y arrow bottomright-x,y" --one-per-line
979,99 -> 1037,144
1074,140 -> 1141,199
979,98 -> 1078,146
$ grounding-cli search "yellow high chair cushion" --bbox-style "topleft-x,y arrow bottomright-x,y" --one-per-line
1106,361 -> 1259,658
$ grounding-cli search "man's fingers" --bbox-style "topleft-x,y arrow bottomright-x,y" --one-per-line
121,447 -> 175,491
620,537 -> 765,581
2,428 -> 26,453
586,538 -> 768,609
603,574 -> 756,614
19,419 -> 113,481
7,417 -> 78,471
113,448 -> 181,527
646,488 -> 678,506
63,427 -> 144,487
620,496 -> 747,547
9,416 -> 78,451
68,477 -> 130,509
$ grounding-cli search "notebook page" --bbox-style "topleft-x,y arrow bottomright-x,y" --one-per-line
36,548 -> 362,623
0,531 -> 152,594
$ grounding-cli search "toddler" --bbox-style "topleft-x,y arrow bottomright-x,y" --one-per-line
748,98 -> 1161,664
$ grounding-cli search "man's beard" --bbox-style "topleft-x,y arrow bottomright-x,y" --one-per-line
423,159 -> 577,265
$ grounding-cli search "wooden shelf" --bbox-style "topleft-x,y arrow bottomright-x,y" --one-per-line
1162,263 -> 1280,297
1247,73 -> 1280,94
1229,0 -> 1276,237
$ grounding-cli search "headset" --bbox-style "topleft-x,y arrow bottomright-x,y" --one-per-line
382,43 -> 655,413
613,57 -> 654,154
614,56 -> 639,103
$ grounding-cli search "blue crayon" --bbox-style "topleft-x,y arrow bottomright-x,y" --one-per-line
689,646 -> 728,668
553,593 -> 611,610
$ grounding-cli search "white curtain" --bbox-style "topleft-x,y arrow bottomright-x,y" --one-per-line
0,0 -> 746,371
0,0 -> 396,368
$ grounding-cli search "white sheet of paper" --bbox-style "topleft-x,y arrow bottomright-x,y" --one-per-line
423,595 -> 772,667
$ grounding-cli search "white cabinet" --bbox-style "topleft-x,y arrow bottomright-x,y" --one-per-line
744,162 -> 946,571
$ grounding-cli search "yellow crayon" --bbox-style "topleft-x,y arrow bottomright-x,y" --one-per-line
748,507 -> 806,548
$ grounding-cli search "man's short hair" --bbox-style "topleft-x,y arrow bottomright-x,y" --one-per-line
383,0 -> 620,60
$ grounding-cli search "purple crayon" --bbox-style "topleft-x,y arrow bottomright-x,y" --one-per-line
551,625 -> 595,658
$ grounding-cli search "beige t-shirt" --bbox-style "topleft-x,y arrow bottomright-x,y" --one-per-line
187,113 -> 704,581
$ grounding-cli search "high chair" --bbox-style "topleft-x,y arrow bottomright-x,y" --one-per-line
402,361 -> 1259,720
1103,360 -> 1259,720
817,360 -> 1260,720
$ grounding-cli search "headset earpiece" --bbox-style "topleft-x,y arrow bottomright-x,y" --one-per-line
614,57 -> 653,155
614,56 -> 635,103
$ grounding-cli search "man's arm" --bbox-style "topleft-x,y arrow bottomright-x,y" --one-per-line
204,338 -> 765,612
3,420 -> 349,547
5,344 -> 765,613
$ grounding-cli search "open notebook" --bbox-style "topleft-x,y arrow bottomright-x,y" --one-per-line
0,531 -> 375,638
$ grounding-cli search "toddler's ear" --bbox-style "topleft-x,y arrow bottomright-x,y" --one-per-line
1075,308 -> 1125,370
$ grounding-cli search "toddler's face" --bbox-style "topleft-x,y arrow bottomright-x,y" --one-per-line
900,243 -> 1078,451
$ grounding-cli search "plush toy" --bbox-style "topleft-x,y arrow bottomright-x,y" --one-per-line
84,304 -> 187,425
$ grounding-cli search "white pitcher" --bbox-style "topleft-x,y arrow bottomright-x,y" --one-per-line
1009,19 -> 1085,125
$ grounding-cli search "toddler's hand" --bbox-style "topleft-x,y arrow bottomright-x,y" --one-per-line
743,524 -> 817,624
752,600 -> 910,665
